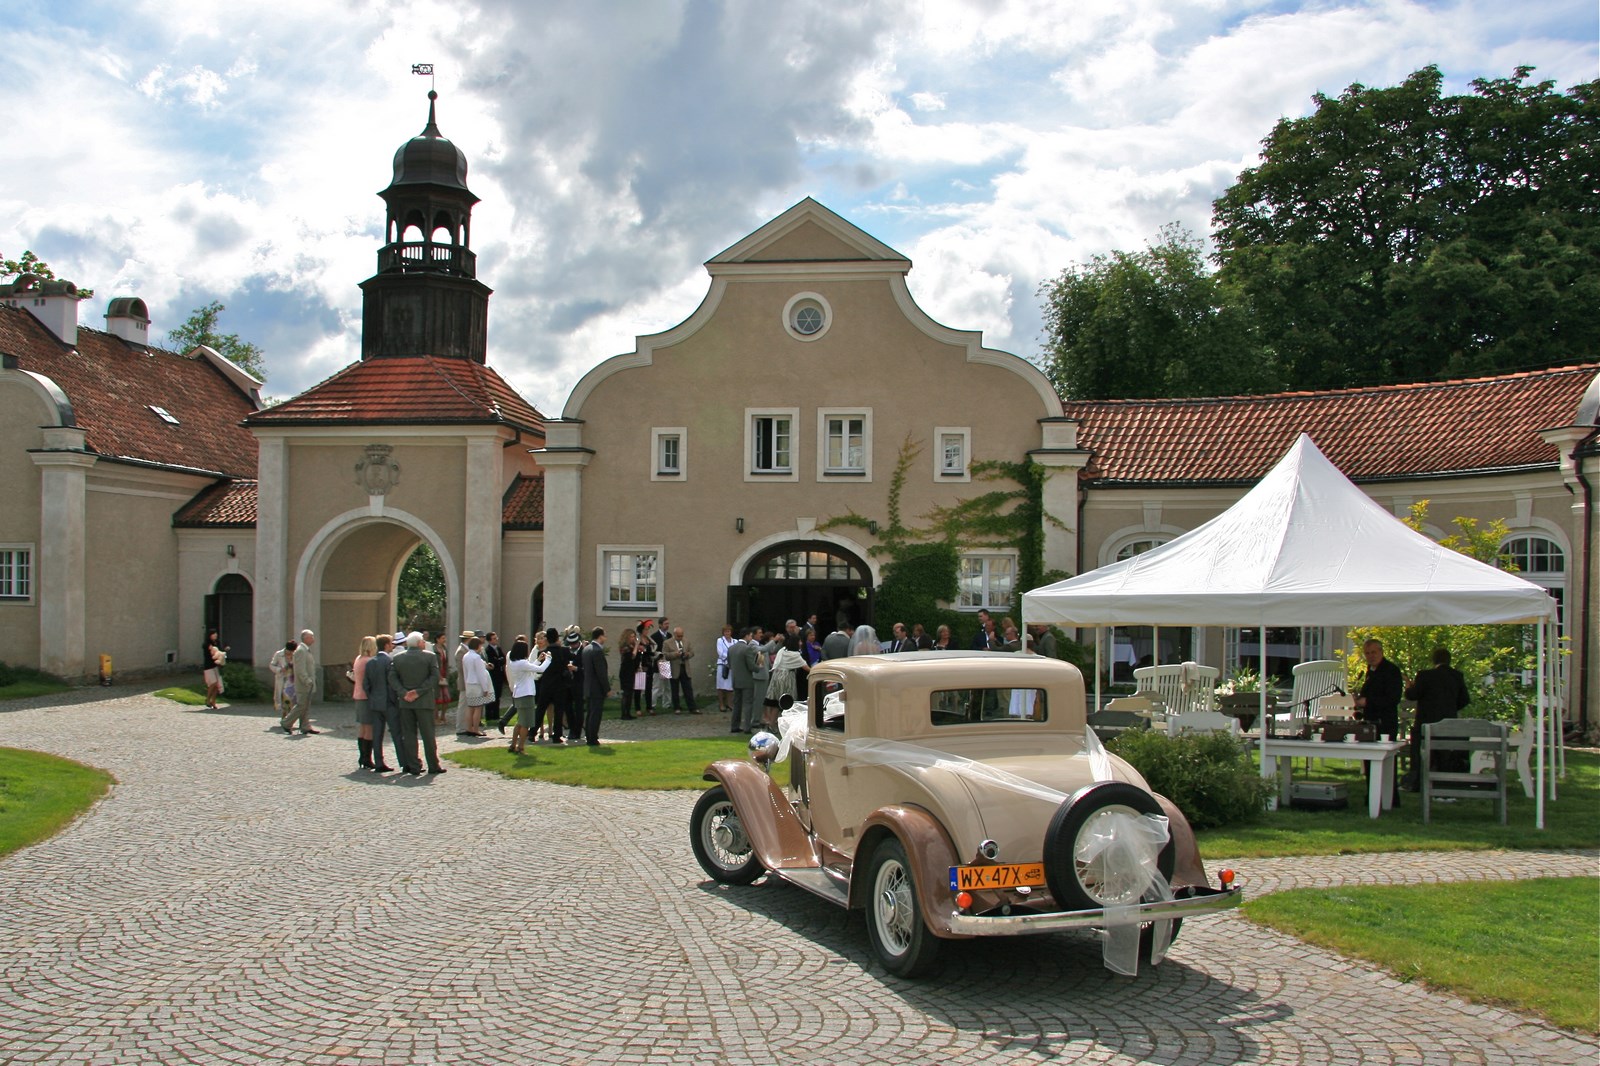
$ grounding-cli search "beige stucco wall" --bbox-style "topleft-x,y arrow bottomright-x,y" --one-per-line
177,529 -> 257,670
82,466 -> 209,675
565,266 -> 1057,652
501,530 -> 545,638
0,379 -> 48,669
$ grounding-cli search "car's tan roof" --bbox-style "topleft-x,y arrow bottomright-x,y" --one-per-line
809,651 -> 1079,689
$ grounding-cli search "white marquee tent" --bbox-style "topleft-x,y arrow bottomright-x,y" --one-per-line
1022,434 -> 1562,826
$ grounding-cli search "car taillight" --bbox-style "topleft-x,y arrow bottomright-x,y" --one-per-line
955,891 -> 973,911
1219,868 -> 1236,888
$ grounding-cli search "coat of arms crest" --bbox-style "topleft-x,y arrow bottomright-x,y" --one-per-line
355,444 -> 401,496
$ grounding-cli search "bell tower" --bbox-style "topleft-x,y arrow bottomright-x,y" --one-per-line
359,90 -> 492,362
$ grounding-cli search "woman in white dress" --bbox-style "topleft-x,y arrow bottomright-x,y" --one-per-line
457,636 -> 493,737
762,633 -> 809,731
714,624 -> 736,713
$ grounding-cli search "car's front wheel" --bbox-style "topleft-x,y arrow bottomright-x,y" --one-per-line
689,785 -> 764,885
863,837 -> 941,977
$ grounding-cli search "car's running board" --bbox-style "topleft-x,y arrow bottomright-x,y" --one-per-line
771,867 -> 850,907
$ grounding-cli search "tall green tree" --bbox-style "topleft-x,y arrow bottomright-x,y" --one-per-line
1,250 -> 93,298
1038,225 -> 1272,400
168,300 -> 267,380
396,543 -> 445,637
1213,65 -> 1600,389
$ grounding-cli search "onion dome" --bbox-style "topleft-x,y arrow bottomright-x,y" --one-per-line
388,90 -> 473,193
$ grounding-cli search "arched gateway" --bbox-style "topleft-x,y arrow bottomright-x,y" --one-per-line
730,540 -> 873,636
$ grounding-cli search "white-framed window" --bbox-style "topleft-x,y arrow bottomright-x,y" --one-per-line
1502,532 -> 1567,630
957,553 -> 1015,611
651,427 -> 686,481
934,426 -> 970,482
817,408 -> 871,479
599,546 -> 661,612
0,545 -> 33,602
782,291 -> 832,341
745,408 -> 799,482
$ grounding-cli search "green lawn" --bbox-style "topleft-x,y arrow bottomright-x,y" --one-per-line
0,747 -> 114,858
1245,877 -> 1600,1032
153,685 -> 213,706
1197,749 -> 1599,858
446,734 -> 752,790
0,679 -> 71,700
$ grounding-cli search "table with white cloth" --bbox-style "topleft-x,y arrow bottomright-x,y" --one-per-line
1258,737 -> 1407,819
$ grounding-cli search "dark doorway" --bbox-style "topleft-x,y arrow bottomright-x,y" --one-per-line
729,541 -> 872,637
206,573 -> 254,663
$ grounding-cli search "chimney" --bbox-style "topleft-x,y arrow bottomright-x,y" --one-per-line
104,297 -> 151,346
1,274 -> 80,346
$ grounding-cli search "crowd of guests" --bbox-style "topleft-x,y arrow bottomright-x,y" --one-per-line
248,607 -> 1051,771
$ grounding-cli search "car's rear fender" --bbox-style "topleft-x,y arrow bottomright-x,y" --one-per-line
702,760 -> 817,871
852,805 -> 968,940
1152,792 -> 1209,889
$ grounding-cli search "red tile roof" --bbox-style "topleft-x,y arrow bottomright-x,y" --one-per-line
174,480 -> 258,527
173,473 -> 545,530
501,473 -> 544,530
247,356 -> 546,436
0,306 -> 259,477
1062,364 -> 1600,484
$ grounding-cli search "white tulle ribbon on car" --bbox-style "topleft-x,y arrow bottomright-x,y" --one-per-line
1074,810 -> 1174,975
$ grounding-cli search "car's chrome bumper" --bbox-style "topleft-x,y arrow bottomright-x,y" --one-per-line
943,886 -> 1242,936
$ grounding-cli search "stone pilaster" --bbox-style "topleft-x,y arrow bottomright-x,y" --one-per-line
253,435 -> 289,665
30,428 -> 95,678
533,420 -> 592,629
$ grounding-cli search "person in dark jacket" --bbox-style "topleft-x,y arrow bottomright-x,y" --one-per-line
1402,646 -> 1471,788
534,628 -> 574,744
1355,638 -> 1404,803
580,627 -> 611,746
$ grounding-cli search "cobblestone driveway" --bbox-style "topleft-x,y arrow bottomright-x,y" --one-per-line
1,690 -> 1594,1065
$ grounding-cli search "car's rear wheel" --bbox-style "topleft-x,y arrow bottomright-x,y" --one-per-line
864,837 -> 941,977
689,785 -> 764,885
1042,782 -> 1176,913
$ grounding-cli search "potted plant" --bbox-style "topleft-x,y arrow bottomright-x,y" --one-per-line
1214,667 -> 1272,729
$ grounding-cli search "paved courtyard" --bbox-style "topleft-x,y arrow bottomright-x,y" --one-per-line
1,688 -> 1595,1065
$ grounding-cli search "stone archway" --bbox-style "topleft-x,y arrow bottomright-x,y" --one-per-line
293,508 -> 459,669
729,540 -> 873,637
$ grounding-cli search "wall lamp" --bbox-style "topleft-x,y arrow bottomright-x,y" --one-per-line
226,544 -> 236,557
736,517 -> 745,534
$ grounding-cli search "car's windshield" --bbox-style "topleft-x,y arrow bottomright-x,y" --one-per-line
930,687 -> 1047,725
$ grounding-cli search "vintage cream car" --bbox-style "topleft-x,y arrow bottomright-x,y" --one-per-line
690,651 -> 1241,976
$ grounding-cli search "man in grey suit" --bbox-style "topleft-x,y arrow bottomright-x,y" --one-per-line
727,629 -> 759,734
282,629 -> 320,734
580,627 -> 611,747
364,636 -> 400,773
822,623 -> 853,661
389,632 -> 445,776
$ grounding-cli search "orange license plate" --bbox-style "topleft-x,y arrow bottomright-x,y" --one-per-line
949,862 -> 1046,891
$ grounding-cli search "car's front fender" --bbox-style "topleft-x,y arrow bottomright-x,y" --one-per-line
702,760 -> 816,872
1153,792 -> 1208,889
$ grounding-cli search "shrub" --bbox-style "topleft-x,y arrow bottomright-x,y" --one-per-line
0,662 -> 14,688
1106,729 -> 1275,830
220,661 -> 264,701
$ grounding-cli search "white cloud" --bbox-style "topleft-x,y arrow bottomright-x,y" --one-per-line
2,0 -> 1593,403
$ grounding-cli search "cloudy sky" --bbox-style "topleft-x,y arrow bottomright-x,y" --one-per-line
5,1 -> 1595,413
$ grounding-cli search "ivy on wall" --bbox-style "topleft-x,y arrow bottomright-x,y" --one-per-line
819,435 -> 1074,648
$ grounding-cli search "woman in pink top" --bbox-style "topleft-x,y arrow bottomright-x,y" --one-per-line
351,635 -> 377,770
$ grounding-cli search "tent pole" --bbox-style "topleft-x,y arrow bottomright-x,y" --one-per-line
1554,618 -> 1566,781
1258,625 -> 1271,795
1153,624 -> 1161,668
1094,626 -> 1103,714
1547,620 -> 1558,799
1536,621 -> 1546,829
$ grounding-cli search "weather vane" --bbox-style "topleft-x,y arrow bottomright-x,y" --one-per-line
411,63 -> 435,91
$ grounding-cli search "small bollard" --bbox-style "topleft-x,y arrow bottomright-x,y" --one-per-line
99,653 -> 113,686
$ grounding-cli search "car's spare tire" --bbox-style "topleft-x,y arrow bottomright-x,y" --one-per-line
1042,782 -> 1176,912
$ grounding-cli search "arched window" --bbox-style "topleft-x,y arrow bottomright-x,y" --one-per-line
1115,538 -> 1165,561
1502,534 -> 1566,628
1106,538 -> 1192,672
